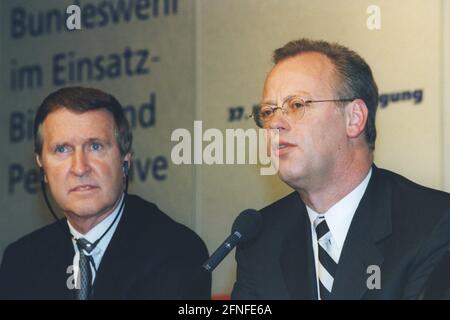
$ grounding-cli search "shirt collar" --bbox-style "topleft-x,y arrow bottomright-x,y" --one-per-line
68,193 -> 125,253
307,168 -> 372,252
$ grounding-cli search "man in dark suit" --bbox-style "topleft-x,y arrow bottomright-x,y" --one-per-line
0,87 -> 211,300
232,39 -> 450,300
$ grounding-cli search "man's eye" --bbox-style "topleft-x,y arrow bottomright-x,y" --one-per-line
91,143 -> 103,151
260,108 -> 274,118
290,100 -> 305,109
55,145 -> 67,153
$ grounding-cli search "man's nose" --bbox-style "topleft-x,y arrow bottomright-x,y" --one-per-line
71,150 -> 91,177
268,108 -> 290,131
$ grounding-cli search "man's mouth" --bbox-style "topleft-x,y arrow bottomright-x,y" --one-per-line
274,141 -> 296,156
70,185 -> 98,193
278,143 -> 290,149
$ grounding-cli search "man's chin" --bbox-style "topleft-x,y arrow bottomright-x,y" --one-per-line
278,167 -> 304,188
64,205 -> 108,220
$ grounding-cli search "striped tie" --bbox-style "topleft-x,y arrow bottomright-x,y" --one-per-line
75,238 -> 93,300
314,216 -> 337,300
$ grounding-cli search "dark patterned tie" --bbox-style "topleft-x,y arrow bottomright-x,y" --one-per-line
75,238 -> 93,300
314,216 -> 337,300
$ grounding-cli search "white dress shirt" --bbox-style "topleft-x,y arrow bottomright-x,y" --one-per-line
68,193 -> 125,286
306,168 -> 372,298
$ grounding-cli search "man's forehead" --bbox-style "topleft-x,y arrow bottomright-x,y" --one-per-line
43,107 -> 114,125
262,52 -> 336,101
42,108 -> 116,141
275,51 -> 333,71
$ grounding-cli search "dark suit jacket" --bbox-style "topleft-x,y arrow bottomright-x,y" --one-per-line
232,165 -> 450,300
0,194 -> 211,300
421,247 -> 450,299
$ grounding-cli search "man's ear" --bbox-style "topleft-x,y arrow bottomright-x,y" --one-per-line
35,154 -> 42,167
124,153 -> 132,163
122,153 -> 132,176
35,154 -> 47,183
345,99 -> 368,139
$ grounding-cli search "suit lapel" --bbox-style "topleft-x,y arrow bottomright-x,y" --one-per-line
331,165 -> 392,299
91,196 -> 138,299
280,193 -> 318,299
91,195 -> 166,299
45,222 -> 76,299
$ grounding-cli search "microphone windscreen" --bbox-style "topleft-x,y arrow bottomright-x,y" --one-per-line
232,209 -> 262,242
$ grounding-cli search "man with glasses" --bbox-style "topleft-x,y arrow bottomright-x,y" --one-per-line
232,39 -> 450,300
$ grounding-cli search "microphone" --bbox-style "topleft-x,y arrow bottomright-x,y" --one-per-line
202,209 -> 261,272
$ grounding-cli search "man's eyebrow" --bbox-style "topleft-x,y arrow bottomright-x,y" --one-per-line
86,137 -> 111,145
261,91 -> 312,105
260,99 -> 277,106
261,95 -> 298,106
87,137 -> 104,142
47,138 -> 111,148
49,141 -> 70,148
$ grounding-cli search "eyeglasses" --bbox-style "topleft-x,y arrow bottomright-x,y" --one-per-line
250,96 -> 356,128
